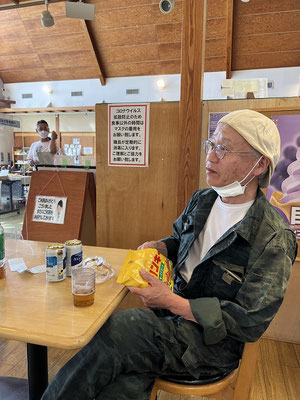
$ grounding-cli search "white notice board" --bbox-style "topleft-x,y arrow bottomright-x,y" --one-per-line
108,103 -> 149,167
33,196 -> 67,224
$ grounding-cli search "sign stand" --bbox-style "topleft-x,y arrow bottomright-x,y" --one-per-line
22,170 -> 96,245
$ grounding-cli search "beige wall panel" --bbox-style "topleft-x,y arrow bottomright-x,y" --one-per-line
233,32 -> 300,54
206,18 -> 227,39
156,23 -> 182,43
93,26 -> 157,47
205,38 -> 226,57
0,54 -> 40,71
0,9 -> 20,22
233,51 -> 300,70
0,20 -> 27,40
96,102 -> 180,249
158,43 -> 181,61
0,69 -> 49,83
100,44 -> 160,64
23,16 -> 82,37
16,3 -> 65,20
106,60 -> 180,77
0,39 -> 34,56
40,50 -> 94,69
31,34 -> 90,54
235,0 -> 300,15
234,11 -> 300,36
46,66 -> 99,81
263,261 -> 300,344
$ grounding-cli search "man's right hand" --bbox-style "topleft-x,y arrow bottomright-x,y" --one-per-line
137,241 -> 168,258
29,160 -> 35,166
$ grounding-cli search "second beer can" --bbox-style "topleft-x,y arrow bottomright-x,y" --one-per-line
46,244 -> 66,282
65,239 -> 83,276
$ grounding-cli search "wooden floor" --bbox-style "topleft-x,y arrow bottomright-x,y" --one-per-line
0,338 -> 299,399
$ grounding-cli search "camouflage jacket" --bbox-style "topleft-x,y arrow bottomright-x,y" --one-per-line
162,188 -> 298,346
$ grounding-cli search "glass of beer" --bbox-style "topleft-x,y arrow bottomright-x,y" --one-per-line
72,268 -> 95,307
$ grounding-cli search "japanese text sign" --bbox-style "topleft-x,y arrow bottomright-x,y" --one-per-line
108,104 -> 149,167
33,196 -> 67,224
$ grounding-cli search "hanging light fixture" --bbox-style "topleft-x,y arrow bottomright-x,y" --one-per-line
41,0 -> 54,27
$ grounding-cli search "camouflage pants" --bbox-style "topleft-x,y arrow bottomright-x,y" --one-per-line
41,308 -> 195,400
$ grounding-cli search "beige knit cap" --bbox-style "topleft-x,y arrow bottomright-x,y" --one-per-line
219,109 -> 281,187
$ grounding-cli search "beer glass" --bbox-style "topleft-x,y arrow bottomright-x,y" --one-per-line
72,268 -> 95,307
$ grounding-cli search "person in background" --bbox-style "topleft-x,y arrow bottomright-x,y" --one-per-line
27,120 -> 59,166
41,110 -> 297,400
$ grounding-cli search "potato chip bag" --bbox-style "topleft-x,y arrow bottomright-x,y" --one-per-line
117,249 -> 174,291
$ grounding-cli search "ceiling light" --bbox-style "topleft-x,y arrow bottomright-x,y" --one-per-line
156,79 -> 166,89
41,0 -> 54,27
241,0 -> 250,2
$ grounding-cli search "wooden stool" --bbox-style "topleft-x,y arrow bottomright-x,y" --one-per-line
150,340 -> 260,400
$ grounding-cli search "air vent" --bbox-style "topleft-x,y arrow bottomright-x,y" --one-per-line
126,89 -> 140,95
71,91 -> 83,97
22,93 -> 33,99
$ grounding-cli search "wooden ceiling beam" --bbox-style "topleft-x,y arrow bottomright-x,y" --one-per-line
226,0 -> 234,79
0,106 -> 95,114
81,20 -> 106,86
177,0 -> 207,214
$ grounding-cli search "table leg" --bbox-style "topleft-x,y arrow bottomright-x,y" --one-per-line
9,182 -> 13,212
27,343 -> 48,400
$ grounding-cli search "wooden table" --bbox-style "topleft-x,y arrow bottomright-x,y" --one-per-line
0,240 -> 129,399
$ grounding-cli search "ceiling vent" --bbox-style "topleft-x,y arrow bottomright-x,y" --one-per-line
22,93 -> 33,99
71,91 -> 83,97
126,89 -> 140,95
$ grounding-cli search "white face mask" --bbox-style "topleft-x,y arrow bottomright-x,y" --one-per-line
212,156 -> 263,198
38,130 -> 49,139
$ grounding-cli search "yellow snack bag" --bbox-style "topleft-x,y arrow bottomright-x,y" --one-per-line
117,249 -> 174,291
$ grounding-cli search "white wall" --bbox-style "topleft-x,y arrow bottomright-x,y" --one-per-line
3,67 -> 300,108
0,114 -> 14,165
12,113 -> 95,134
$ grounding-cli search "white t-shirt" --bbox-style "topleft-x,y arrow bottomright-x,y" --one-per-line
27,140 -> 57,162
180,196 -> 254,282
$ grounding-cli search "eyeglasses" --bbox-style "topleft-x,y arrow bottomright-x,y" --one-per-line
202,140 -> 256,160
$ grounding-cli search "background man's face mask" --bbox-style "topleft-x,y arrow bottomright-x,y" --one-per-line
38,130 -> 49,139
212,156 -> 263,198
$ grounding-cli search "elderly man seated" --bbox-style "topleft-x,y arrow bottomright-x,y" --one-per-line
42,110 -> 297,400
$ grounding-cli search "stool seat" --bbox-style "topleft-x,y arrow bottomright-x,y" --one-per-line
162,370 -> 233,385
150,340 -> 260,400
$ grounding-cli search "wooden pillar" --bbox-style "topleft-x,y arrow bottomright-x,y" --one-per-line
226,0 -> 234,79
177,0 -> 207,214
55,114 -> 61,149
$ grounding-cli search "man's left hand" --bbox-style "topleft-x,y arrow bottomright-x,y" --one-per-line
128,270 -> 174,309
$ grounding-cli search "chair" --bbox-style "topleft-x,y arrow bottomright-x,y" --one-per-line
150,340 -> 260,400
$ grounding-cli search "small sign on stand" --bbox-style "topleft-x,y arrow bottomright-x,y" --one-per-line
33,196 -> 67,224
108,103 -> 149,167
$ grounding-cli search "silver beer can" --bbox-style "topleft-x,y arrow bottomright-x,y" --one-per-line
46,244 -> 67,282
65,239 -> 83,276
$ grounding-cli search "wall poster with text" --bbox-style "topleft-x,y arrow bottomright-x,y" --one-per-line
266,114 -> 300,260
108,104 -> 149,167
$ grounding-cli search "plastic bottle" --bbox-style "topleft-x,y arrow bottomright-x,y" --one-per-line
0,222 -> 5,279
